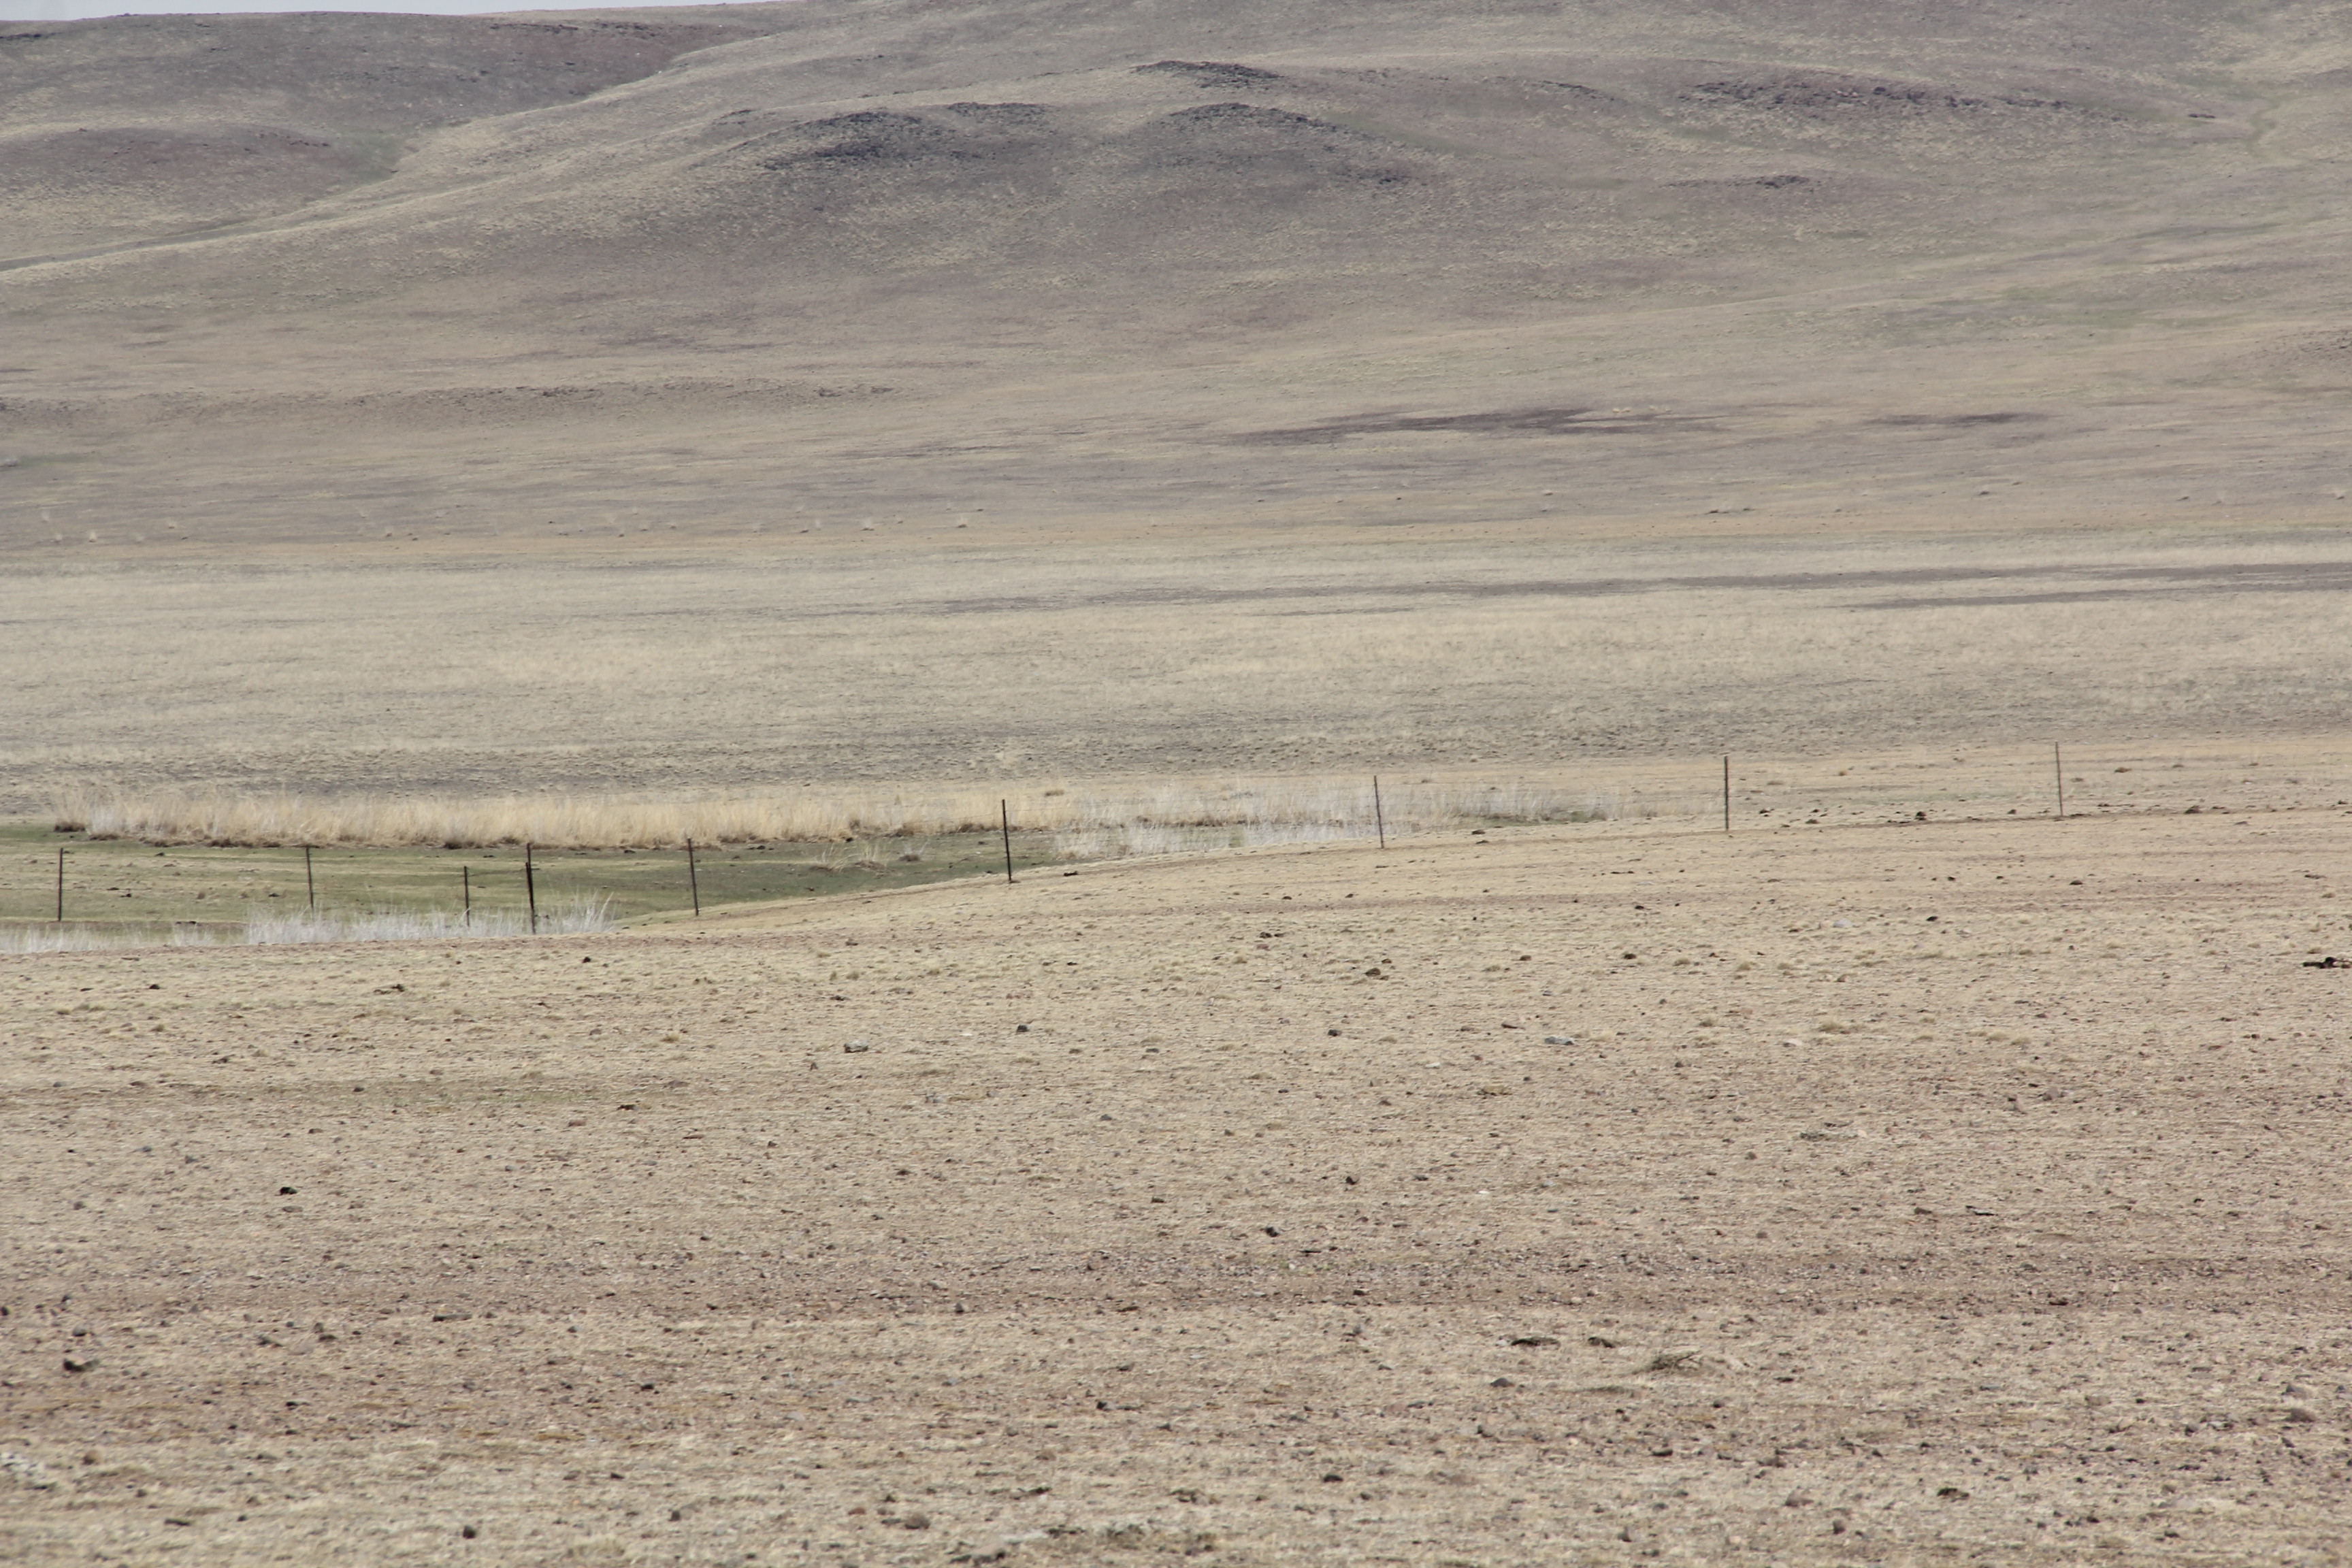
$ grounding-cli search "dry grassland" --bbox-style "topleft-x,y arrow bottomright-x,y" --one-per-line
50,775 -> 1599,854
6,770 -> 2351,1566
7,529 -> 2351,814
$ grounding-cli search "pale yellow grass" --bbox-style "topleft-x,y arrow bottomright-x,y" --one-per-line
53,775 -> 1611,849
50,730 -> 2344,867
6,531 -> 2351,817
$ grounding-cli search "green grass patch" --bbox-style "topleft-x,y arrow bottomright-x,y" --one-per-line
0,821 -> 1054,939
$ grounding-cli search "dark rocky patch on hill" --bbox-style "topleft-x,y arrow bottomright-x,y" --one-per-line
1134,60 -> 1286,89
1682,72 -> 2099,120
1120,103 -> 1418,189
1237,406 -> 1707,444
747,103 -> 1061,172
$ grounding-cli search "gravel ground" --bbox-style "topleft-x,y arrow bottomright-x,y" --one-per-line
5,796 -> 2350,1565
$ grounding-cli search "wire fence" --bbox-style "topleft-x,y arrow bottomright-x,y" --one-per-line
7,779 -> 1616,952
5,740 -> 2255,953
0,834 -> 1059,951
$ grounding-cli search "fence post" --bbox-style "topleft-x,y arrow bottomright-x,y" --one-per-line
1373,775 -> 1387,850
525,843 -> 539,934
462,866 -> 472,926
687,837 -> 702,917
54,847 -> 65,924
2054,742 -> 2065,819
1722,755 -> 1732,834
1000,800 -> 1015,885
304,845 -> 315,909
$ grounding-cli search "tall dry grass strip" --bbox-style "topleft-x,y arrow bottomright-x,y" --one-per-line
52,778 -> 1620,851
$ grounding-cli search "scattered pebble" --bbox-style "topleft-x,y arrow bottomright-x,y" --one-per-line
0,1453 -> 55,1489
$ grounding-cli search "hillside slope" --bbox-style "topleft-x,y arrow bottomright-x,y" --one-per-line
3,0 -> 2349,545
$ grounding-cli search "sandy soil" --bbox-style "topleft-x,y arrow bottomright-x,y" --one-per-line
7,792 -> 2350,1565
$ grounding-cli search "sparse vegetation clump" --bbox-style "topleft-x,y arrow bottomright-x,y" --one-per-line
0,895 -> 613,952
242,894 -> 614,944
0,924 -> 208,956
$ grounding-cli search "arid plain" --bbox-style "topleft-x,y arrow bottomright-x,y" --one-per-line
6,1 -> 2352,1565
10,781 -> 2352,1567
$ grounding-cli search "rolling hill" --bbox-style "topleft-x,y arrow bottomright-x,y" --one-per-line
5,0 -> 2349,546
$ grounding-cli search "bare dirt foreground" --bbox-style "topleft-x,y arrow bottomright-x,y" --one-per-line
5,801 -> 2351,1567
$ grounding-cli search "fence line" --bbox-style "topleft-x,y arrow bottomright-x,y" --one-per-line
18,742 -> 2267,953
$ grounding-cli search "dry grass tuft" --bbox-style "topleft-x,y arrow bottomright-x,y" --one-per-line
0,924 -> 210,955
0,895 -> 612,952
243,895 -> 613,944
